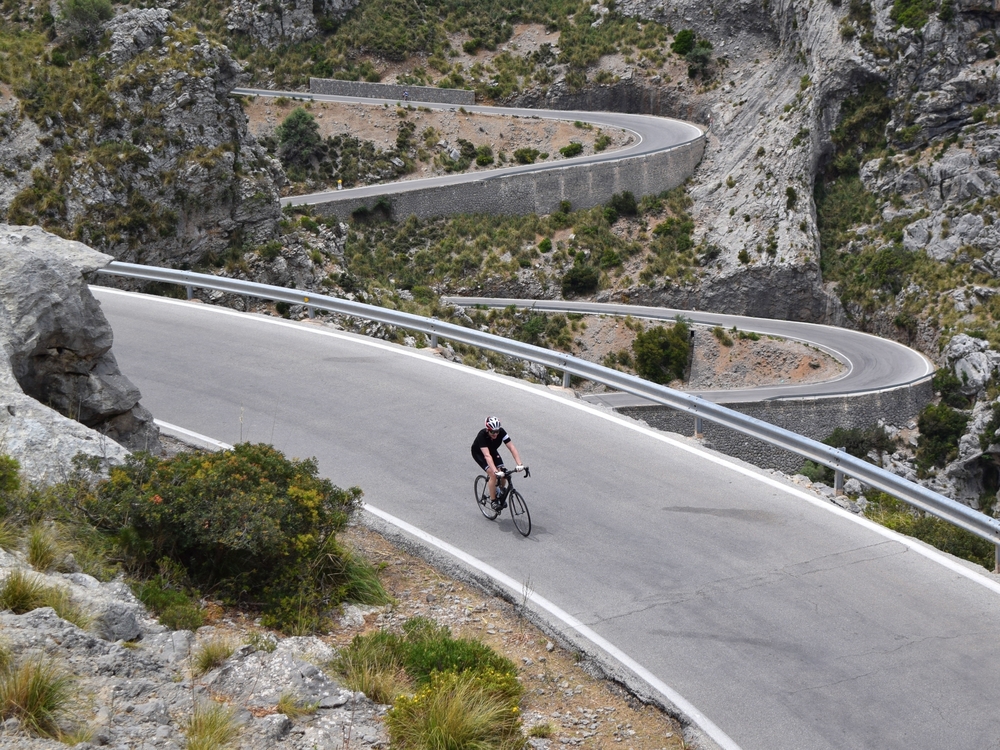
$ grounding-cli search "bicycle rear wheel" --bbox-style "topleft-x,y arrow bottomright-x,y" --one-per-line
475,475 -> 499,520
508,489 -> 531,536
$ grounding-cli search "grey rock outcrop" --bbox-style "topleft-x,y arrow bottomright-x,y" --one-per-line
226,0 -> 360,49
0,558 -> 388,750
944,333 -> 1000,395
0,225 -> 159,480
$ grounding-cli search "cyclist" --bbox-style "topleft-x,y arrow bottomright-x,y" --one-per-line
472,416 -> 525,509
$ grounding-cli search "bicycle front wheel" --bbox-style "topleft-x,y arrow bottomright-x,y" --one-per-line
508,489 -> 531,536
475,475 -> 498,520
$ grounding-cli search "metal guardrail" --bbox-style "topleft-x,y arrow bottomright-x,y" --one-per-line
97,261 -> 1000,565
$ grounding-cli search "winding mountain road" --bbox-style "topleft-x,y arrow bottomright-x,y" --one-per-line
231,88 -> 704,209
444,296 -> 935,404
93,287 -> 1000,750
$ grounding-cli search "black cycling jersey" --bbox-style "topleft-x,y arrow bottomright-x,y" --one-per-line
471,427 -> 510,469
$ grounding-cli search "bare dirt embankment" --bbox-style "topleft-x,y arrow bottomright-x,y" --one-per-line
570,315 -> 845,392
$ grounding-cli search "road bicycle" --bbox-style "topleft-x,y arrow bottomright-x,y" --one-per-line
474,466 -> 531,536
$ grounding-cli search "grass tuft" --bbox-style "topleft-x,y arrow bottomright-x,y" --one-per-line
0,656 -> 75,737
275,691 -> 318,718
26,524 -> 59,572
0,521 -> 19,552
387,670 -> 523,750
332,630 -> 411,704
0,570 -> 92,630
192,638 -> 237,677
0,569 -> 47,613
184,701 -> 241,750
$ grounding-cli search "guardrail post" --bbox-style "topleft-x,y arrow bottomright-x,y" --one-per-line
307,306 -> 315,318
562,371 -> 571,388
430,333 -> 438,348
694,416 -> 703,438
834,446 -> 846,496
995,545 -> 999,574
185,285 -> 193,300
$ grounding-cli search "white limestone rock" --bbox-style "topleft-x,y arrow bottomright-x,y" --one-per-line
0,225 -> 159,481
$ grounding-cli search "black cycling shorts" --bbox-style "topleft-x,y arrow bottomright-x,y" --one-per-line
474,451 -> 505,474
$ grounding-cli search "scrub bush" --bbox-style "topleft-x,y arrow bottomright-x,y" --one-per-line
632,321 -> 691,384
84,443 -> 385,632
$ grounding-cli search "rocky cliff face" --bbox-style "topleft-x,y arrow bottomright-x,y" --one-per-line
227,0 -> 360,49
0,8 -> 285,270
0,225 -> 159,480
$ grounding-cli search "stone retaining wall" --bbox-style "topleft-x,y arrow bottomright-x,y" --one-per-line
309,77 -> 475,105
617,379 -> 934,473
308,137 -> 706,221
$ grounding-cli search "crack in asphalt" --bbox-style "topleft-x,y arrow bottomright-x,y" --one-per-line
590,541 -> 909,625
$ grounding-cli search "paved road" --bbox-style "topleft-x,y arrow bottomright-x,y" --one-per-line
231,88 -> 704,208
94,287 -> 1000,750
444,296 -> 935,405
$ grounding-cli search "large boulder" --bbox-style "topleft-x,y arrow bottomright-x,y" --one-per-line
0,225 -> 159,481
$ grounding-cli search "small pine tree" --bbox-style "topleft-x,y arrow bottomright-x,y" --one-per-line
276,108 -> 324,172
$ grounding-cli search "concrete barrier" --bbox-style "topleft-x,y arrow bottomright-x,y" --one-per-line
309,77 -> 475,105
617,379 -> 935,473
308,137 -> 706,221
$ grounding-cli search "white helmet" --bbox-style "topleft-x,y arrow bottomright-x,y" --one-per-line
485,416 -> 501,432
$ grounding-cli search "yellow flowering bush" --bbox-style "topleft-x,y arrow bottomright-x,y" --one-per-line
83,443 -> 385,631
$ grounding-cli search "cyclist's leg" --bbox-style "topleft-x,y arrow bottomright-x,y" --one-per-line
493,454 -> 508,503
473,452 -> 497,500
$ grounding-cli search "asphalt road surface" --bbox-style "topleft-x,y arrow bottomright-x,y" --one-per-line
94,287 -> 1000,750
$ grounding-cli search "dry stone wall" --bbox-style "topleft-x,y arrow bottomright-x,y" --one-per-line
618,379 -> 934,473
309,135 -> 705,221
310,77 -> 475,105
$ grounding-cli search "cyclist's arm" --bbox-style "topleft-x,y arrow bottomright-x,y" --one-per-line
481,446 -> 500,475
505,440 -> 523,467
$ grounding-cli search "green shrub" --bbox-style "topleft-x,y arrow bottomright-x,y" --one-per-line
932,367 -> 969,408
632,321 -> 691,384
85,444 -> 384,632
559,142 -> 583,158
513,147 -> 540,164
594,133 -> 611,151
865,491 -> 993,569
132,563 -> 205,631
561,263 -> 599,298
711,326 -> 734,347
670,29 -> 696,55
538,238 -> 552,253
799,460 -> 832,484
685,39 -> 714,78
0,456 -> 19,498
607,191 -> 638,217
785,186 -> 798,211
58,0 -> 113,45
277,108 -> 324,172
401,618 -> 519,695
824,425 -> 895,461
890,0 -> 936,28
475,145 -> 494,166
980,402 -> 1000,451
916,403 -> 969,474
